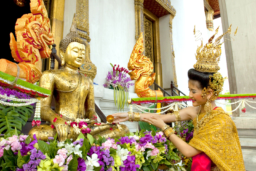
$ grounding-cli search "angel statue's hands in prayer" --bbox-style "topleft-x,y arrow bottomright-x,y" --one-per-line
143,115 -> 166,130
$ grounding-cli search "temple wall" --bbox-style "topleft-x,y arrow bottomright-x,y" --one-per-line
159,14 -> 174,91
223,0 -> 256,94
89,0 -> 136,91
63,0 -> 77,38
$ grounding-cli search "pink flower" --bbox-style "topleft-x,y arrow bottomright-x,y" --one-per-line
0,148 -> 4,157
144,142 -> 155,149
11,141 -> 22,151
78,121 -> 87,129
57,148 -> 68,159
62,165 -> 68,171
53,155 -> 65,166
151,148 -> 160,156
19,135 -> 28,142
32,120 -> 36,127
156,132 -> 164,137
112,144 -> 118,149
135,143 -> 145,152
70,122 -> 78,127
8,135 -> 18,145
66,155 -> 73,165
81,129 -> 87,134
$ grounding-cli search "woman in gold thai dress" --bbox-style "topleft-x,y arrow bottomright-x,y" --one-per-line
112,29 -> 245,171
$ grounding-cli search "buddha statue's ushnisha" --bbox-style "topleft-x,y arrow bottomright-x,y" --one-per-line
29,17 -> 129,141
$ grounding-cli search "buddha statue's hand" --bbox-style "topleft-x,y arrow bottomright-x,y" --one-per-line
51,116 -> 69,142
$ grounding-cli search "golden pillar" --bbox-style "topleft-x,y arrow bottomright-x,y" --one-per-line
49,0 -> 65,69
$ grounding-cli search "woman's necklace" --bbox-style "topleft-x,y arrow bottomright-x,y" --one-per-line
196,106 -> 211,132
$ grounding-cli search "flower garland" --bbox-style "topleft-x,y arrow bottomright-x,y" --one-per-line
0,93 -> 41,127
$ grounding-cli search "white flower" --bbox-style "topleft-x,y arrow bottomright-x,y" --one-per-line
82,125 -> 87,129
116,145 -> 129,166
0,139 -> 7,147
65,143 -> 74,155
129,135 -> 140,140
146,150 -> 152,160
85,153 -> 100,170
73,144 -> 82,158
73,125 -> 81,134
57,141 -> 65,148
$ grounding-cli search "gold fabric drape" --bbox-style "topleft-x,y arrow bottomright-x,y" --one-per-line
189,107 -> 245,171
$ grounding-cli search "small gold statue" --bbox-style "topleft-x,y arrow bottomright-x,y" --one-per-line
29,16 -> 129,142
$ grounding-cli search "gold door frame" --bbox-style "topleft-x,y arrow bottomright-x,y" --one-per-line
143,9 -> 162,87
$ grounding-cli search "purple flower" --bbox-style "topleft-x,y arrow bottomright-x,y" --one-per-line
88,146 -> 114,170
77,158 -> 87,171
120,155 -> 140,171
73,139 -> 84,147
20,134 -> 38,156
186,131 -> 194,142
139,134 -> 154,146
117,137 -> 136,145
23,148 -> 45,171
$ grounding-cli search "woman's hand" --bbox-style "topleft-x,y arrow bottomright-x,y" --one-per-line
112,112 -> 129,123
143,115 -> 166,130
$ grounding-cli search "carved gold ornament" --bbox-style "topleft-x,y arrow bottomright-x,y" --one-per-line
128,33 -> 163,98
193,25 -> 235,73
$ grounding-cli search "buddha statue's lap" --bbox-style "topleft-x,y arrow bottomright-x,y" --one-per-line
28,30 -> 129,142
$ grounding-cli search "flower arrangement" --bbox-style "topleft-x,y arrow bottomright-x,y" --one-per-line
103,64 -> 134,110
0,129 -> 187,171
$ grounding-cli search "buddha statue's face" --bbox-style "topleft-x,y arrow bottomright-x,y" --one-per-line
61,42 -> 86,68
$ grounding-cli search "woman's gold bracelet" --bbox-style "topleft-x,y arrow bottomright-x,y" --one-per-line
128,112 -> 133,121
164,127 -> 175,138
161,124 -> 170,131
174,111 -> 180,126
133,112 -> 141,121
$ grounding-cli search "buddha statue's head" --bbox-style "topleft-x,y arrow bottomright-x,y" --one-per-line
59,32 -> 86,68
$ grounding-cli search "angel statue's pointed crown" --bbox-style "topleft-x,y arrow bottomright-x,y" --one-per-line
193,25 -> 236,73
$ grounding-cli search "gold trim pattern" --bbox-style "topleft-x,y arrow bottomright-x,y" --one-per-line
76,0 -> 89,35
144,17 -> 154,63
155,0 -> 176,16
144,9 -> 162,87
135,0 -> 144,40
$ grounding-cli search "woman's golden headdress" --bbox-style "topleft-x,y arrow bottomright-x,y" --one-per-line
193,25 -> 235,73
194,25 -> 237,99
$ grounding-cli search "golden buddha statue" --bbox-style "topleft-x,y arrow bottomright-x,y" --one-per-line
29,17 -> 129,142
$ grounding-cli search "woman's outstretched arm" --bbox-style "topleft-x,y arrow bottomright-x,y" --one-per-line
143,115 -> 201,158
113,106 -> 197,123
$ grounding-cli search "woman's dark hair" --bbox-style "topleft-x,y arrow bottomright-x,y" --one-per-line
188,69 -> 214,89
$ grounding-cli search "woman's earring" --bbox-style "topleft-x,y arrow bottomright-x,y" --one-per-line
201,87 -> 207,98
204,99 -> 212,114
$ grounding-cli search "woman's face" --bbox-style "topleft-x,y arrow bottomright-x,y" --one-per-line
188,80 -> 207,107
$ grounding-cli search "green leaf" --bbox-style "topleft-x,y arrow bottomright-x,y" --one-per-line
37,140 -> 50,154
94,166 -> 103,171
142,166 -> 151,171
87,134 -> 94,145
81,138 -> 90,161
76,133 -> 85,141
17,151 -> 30,168
151,162 -> 158,170
68,155 -> 78,171
25,135 -> 31,144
